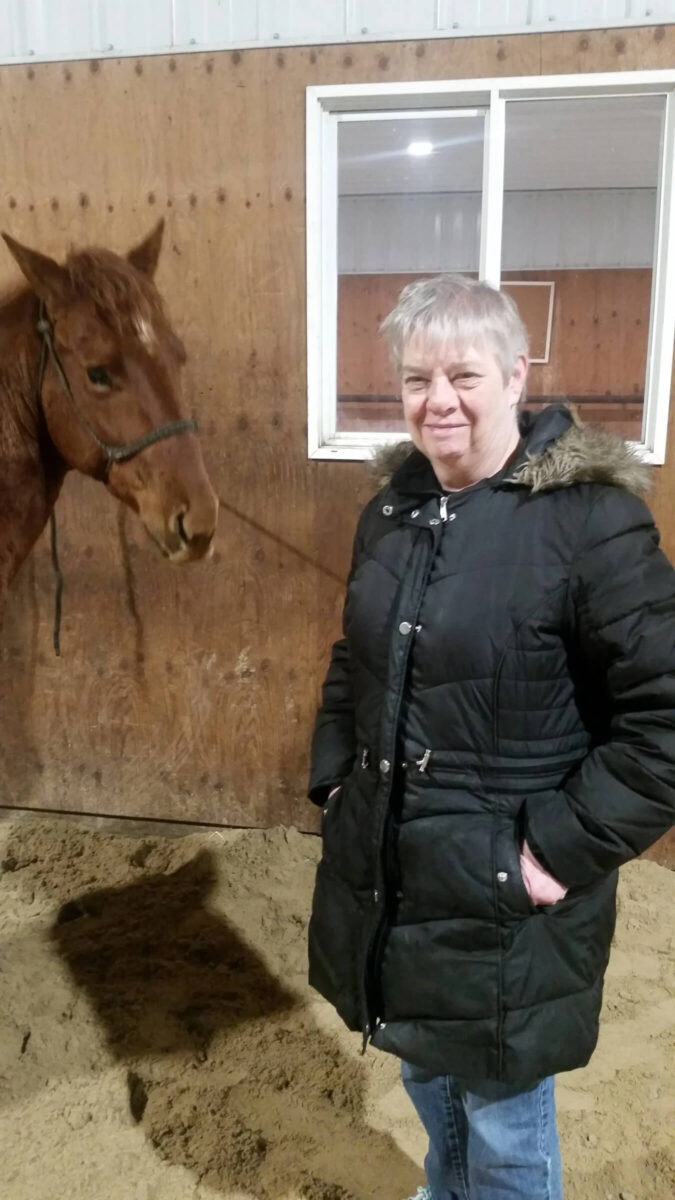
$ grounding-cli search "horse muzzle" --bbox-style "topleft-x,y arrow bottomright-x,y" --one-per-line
146,501 -> 218,563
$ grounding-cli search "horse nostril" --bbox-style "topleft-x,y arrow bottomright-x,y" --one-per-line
173,510 -> 214,558
176,512 -> 190,545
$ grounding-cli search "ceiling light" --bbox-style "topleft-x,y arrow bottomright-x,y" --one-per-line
407,140 -> 433,157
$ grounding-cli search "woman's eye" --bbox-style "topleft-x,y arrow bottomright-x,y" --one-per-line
87,366 -> 113,389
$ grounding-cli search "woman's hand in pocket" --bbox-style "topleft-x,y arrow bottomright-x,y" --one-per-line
519,840 -> 568,906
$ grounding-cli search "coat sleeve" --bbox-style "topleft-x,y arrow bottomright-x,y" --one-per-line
524,487 -> 675,889
307,517 -> 368,806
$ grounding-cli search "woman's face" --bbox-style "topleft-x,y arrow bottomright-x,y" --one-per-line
400,333 -> 528,482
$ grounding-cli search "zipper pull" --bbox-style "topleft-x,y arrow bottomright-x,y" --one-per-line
439,495 -> 449,522
416,748 -> 431,773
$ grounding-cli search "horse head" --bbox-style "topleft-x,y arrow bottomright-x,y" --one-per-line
2,221 -> 218,563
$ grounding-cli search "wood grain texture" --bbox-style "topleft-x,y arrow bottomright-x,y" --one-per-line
338,269 -> 651,410
0,29 -> 672,868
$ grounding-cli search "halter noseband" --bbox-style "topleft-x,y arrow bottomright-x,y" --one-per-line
36,300 -> 197,481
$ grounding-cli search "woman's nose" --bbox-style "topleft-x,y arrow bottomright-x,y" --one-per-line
427,375 -> 457,411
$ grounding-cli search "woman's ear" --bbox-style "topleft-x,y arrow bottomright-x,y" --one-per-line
509,354 -> 529,404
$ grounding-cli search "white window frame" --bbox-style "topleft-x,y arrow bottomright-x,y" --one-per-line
306,69 -> 675,464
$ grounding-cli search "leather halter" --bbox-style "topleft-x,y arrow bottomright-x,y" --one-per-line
36,300 -> 197,481
36,300 -> 198,655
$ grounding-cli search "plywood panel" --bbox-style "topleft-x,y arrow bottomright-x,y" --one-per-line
509,268 -> 651,401
539,22 -> 675,73
0,25 -> 672,868
502,282 -> 554,361
338,269 -> 651,403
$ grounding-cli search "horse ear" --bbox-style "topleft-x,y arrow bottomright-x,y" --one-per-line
2,233 -> 69,306
127,219 -> 165,278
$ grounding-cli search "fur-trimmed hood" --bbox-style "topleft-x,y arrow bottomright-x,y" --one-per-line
371,405 -> 651,498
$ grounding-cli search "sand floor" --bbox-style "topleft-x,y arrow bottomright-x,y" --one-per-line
0,814 -> 673,1200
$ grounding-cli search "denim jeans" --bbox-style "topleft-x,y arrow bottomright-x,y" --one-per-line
402,1061 -> 563,1200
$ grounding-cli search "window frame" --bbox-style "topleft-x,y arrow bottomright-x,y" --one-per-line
306,69 -> 675,464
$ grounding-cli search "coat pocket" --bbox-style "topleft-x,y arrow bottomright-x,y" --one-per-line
494,822 -> 537,918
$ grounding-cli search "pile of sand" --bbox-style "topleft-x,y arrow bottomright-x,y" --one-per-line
0,814 -> 673,1200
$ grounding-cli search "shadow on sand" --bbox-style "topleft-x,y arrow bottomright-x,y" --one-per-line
48,844 -> 422,1199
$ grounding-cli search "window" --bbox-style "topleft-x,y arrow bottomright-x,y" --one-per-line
306,71 -> 675,463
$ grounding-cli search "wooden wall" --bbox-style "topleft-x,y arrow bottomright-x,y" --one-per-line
0,26 -> 673,862
338,269 -> 651,441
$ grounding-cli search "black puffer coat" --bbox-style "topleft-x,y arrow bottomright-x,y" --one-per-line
308,405 -> 675,1084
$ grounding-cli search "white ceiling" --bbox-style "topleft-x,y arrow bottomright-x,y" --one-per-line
338,95 -> 665,194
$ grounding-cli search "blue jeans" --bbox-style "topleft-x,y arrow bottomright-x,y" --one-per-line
402,1061 -> 563,1200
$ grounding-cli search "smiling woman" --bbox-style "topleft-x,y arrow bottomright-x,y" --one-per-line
381,276 -> 528,489
307,269 -> 675,1200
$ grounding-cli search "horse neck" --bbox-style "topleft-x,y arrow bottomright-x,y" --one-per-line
0,290 -> 66,597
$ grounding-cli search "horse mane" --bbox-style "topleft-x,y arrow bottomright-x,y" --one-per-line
0,247 -> 167,337
64,248 -> 167,335
0,244 -> 181,413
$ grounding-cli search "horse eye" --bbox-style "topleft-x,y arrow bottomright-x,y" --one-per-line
87,366 -> 113,389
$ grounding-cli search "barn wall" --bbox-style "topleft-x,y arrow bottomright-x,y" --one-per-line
338,270 -> 652,400
0,26 -> 673,869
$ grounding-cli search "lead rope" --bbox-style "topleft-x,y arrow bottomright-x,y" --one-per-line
34,322 -> 63,657
49,511 -> 63,657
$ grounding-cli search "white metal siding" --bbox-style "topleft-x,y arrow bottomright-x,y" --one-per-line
530,1 -> 631,26
0,2 -> 15,57
100,1 -> 172,53
173,1 -> 258,47
351,0 -> 438,37
338,189 -> 657,272
439,1 -> 531,33
260,0 -> 346,41
23,0 -> 94,56
0,0 -> 673,64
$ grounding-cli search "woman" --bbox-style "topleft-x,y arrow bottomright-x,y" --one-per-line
307,275 -> 675,1200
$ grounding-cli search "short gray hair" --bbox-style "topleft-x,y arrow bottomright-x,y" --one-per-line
380,274 -> 529,383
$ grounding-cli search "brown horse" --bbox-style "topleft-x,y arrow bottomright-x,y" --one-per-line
0,219 -> 218,604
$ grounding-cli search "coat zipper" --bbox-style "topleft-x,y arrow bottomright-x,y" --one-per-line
361,529 -> 440,1049
415,748 -> 432,773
